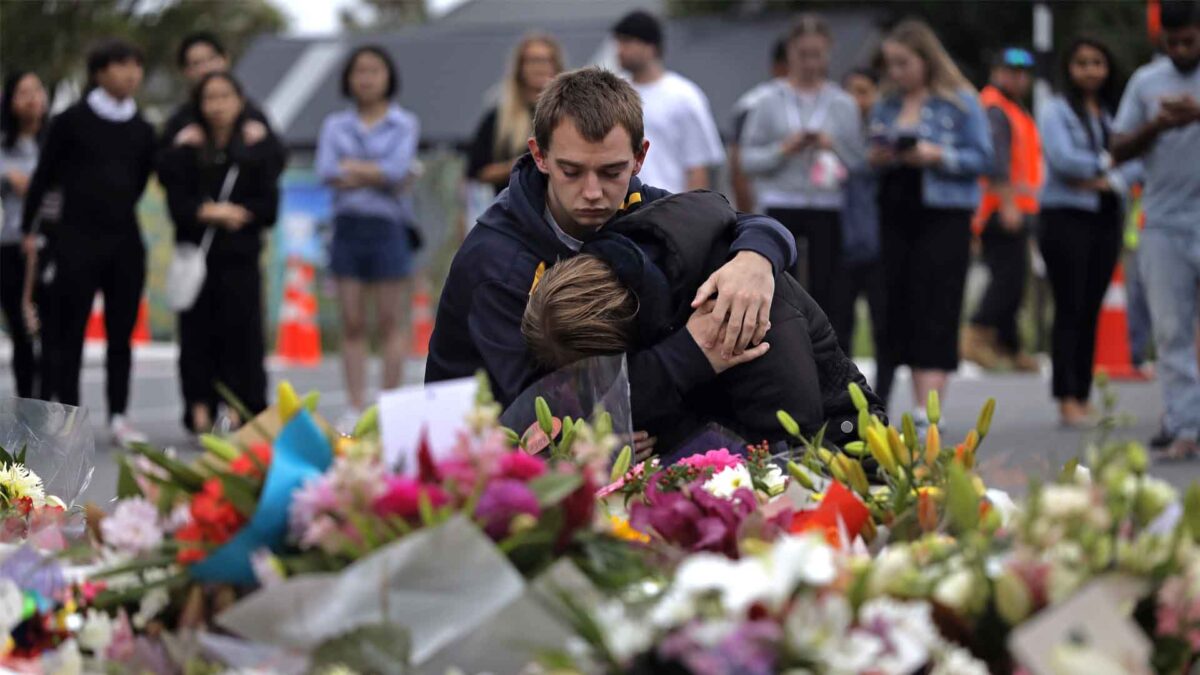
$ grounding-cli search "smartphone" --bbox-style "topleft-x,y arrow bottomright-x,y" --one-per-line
895,133 -> 919,152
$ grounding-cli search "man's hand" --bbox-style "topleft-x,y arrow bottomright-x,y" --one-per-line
242,120 -> 268,145
1160,94 -> 1200,129
686,301 -> 771,373
999,200 -> 1023,232
690,251 -> 775,357
174,123 -> 205,148
20,235 -> 37,258
781,132 -> 811,156
632,431 -> 657,463
868,144 -> 895,167
902,140 -> 943,167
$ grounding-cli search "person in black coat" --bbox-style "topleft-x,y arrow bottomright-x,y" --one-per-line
157,71 -> 286,433
523,191 -> 884,454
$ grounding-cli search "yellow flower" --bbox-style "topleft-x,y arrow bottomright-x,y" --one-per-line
610,515 -> 650,544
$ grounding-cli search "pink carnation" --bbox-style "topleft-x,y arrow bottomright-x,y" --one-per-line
474,479 -> 540,539
373,477 -> 449,520
498,451 -> 547,482
678,448 -> 744,472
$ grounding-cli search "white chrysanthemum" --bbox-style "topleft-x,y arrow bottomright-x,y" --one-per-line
931,645 -> 990,675
702,464 -> 755,499
77,608 -> 114,654
100,498 -> 163,554
858,598 -> 943,674
0,463 -> 45,503
0,578 -> 25,635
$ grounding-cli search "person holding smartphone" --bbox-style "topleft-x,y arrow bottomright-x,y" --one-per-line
739,15 -> 864,315
1111,0 -> 1200,459
868,20 -> 993,421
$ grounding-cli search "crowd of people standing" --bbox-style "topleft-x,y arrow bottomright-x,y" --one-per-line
3,3 -> 1200,459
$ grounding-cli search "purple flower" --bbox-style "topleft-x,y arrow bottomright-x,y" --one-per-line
0,545 -> 65,599
474,479 -> 540,539
629,480 -> 758,558
659,620 -> 781,675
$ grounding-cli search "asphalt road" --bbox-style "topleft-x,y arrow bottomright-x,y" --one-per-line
0,349 -> 1185,508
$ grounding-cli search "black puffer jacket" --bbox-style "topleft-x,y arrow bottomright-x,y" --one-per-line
607,190 -> 885,449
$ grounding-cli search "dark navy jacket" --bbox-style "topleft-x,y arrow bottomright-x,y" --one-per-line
425,154 -> 796,433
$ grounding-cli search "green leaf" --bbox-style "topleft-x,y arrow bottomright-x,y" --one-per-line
218,474 -> 260,518
777,410 -> 801,438
311,623 -> 411,675
129,443 -> 206,492
610,445 -> 632,483
116,456 -> 144,499
0,446 -> 13,467
199,434 -> 240,462
353,404 -> 379,437
535,397 -> 554,437
848,382 -> 869,413
15,444 -> 27,466
529,472 -> 584,507
945,462 -> 979,533
502,427 -> 521,448
1059,457 -> 1080,483
1184,485 -> 1200,543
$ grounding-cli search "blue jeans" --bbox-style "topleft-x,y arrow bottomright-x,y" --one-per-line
1125,247 -> 1154,365
1140,228 -> 1200,441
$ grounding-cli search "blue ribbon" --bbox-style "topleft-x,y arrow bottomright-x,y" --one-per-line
191,410 -> 333,585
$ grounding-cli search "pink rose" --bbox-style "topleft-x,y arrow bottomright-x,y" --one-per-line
373,477 -> 449,520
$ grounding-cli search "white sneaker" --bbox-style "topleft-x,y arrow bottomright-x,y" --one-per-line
110,415 -> 148,448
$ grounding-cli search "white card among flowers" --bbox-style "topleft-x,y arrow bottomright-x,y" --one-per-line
378,377 -> 477,473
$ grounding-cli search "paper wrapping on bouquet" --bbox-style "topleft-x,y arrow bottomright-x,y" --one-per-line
191,410 -> 333,585
502,354 -> 633,454
216,516 -> 583,673
0,397 -> 95,507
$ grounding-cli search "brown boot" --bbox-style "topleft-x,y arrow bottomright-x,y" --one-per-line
961,324 -> 1005,370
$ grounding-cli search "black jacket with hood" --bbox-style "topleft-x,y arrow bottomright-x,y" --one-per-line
600,191 -> 885,449
426,154 -> 797,436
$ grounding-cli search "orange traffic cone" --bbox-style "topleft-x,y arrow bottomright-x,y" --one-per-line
85,294 -> 153,344
274,257 -> 322,367
410,276 -> 433,358
132,297 -> 150,345
1094,263 -> 1139,380
85,294 -> 106,343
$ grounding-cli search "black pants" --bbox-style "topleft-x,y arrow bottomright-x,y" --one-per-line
830,257 -> 894,402
178,261 -> 267,429
0,244 -> 34,397
1038,206 -> 1122,401
33,241 -> 62,402
880,205 -> 973,371
766,208 -> 841,315
54,234 -> 145,417
971,216 -> 1030,353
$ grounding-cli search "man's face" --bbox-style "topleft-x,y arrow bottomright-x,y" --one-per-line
96,59 -> 144,100
615,36 -> 656,74
1165,25 -> 1200,74
183,42 -> 228,85
530,118 -> 647,232
993,66 -> 1032,100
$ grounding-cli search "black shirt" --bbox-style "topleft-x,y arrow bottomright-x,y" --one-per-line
21,101 -> 155,241
160,99 -> 271,151
466,105 -> 534,191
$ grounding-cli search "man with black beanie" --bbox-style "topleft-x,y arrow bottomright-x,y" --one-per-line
612,9 -> 725,193
21,39 -> 155,447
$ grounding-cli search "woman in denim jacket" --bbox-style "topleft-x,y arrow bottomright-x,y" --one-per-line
1037,37 -> 1135,427
868,19 -> 993,421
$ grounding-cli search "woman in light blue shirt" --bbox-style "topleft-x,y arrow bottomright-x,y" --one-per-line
316,45 -> 420,423
1036,36 -> 1132,427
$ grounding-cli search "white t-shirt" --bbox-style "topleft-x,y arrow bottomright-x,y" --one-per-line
632,71 -> 726,193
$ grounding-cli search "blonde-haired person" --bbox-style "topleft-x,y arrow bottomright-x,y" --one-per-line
739,14 -> 865,316
466,33 -> 565,192
868,19 -> 993,424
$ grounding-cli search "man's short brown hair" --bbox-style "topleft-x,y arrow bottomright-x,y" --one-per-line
522,255 -> 638,369
533,67 -> 645,155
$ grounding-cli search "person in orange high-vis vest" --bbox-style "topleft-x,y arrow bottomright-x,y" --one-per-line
962,47 -> 1044,372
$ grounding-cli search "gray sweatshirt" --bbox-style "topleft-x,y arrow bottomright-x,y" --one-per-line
739,80 -> 864,211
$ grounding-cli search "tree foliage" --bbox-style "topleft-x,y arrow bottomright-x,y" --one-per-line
0,0 -> 287,105
340,0 -> 427,31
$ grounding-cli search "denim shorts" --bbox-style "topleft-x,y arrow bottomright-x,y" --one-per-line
330,214 -> 413,282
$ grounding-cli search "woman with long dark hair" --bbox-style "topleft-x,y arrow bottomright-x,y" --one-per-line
1036,36 -> 1133,426
316,45 -> 421,429
158,71 -> 286,433
868,19 -> 993,422
0,71 -> 48,398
